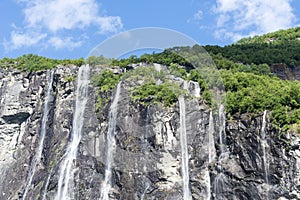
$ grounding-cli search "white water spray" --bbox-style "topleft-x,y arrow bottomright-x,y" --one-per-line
218,105 -> 226,156
100,82 -> 122,200
206,110 -> 216,200
179,96 -> 191,200
261,110 -> 269,184
189,81 -> 201,98
55,65 -> 90,200
208,111 -> 215,163
22,70 -> 54,200
213,105 -> 227,200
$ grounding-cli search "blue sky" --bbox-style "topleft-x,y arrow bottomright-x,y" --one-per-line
0,0 -> 299,59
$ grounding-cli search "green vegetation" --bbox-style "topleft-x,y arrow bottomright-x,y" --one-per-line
111,50 -> 193,69
92,70 -> 121,93
92,69 -> 121,111
221,69 -> 300,132
125,65 -> 211,106
65,76 -> 75,82
85,55 -> 113,66
0,54 -> 84,71
91,63 -> 211,109
236,26 -> 300,44
205,42 -> 300,68
131,81 -> 184,106
163,30 -> 300,133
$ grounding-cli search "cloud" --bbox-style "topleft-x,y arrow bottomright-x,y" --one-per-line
187,9 -> 203,24
193,10 -> 203,20
4,31 -> 47,50
214,0 -> 296,41
48,37 -> 82,49
4,0 -> 123,50
23,0 -> 122,33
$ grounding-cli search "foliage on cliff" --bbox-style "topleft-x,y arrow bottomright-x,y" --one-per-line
205,42 -> 300,68
0,54 -> 84,71
92,66 -> 203,108
222,70 -> 300,131
93,32 -> 300,132
108,50 -> 194,70
236,26 -> 300,45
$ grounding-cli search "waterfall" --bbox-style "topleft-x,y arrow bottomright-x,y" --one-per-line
213,105 -> 227,200
22,70 -> 54,200
208,111 -> 215,163
189,81 -> 201,98
100,81 -> 122,200
55,65 -> 90,200
179,96 -> 191,200
206,110 -> 215,200
213,173 -> 225,200
42,165 -> 55,200
218,105 -> 226,156
261,110 -> 269,184
141,182 -> 150,200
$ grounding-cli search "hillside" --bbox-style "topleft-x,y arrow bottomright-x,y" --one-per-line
236,26 -> 300,44
1,27 -> 299,133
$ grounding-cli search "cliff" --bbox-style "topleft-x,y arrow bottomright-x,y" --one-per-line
271,64 -> 300,81
0,65 -> 299,200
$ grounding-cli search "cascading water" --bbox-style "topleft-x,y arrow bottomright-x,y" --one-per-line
189,81 -> 201,98
100,82 -> 122,200
208,111 -> 215,163
213,173 -> 225,199
206,110 -> 215,200
179,96 -> 191,200
22,70 -> 54,200
218,105 -> 226,156
141,182 -> 150,200
261,110 -> 269,184
55,65 -> 90,200
213,105 -> 227,200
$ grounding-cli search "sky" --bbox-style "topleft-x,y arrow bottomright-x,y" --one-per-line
0,0 -> 299,59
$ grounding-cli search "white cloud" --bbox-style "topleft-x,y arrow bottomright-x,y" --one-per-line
23,0 -> 122,33
214,0 -> 296,41
4,31 -> 47,50
48,37 -> 82,49
193,10 -> 203,20
4,0 -> 123,50
96,16 -> 123,34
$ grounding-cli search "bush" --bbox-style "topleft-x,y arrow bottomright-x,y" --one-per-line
0,54 -> 84,71
222,70 -> 300,131
131,81 -> 185,107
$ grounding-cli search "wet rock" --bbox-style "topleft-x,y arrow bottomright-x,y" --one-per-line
0,66 -> 299,200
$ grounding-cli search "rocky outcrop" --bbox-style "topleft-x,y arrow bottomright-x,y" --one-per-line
271,64 -> 300,81
0,65 -> 299,200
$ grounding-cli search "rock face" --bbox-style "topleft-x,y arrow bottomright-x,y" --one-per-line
271,64 -> 300,81
0,65 -> 299,200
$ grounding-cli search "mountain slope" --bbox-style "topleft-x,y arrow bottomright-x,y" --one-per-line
236,26 -> 300,44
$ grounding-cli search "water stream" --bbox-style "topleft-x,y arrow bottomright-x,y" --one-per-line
213,105 -> 227,200
100,82 -> 122,200
55,65 -> 90,200
179,96 -> 191,200
22,70 -> 54,200
218,105 -> 226,156
208,110 -> 215,163
206,110 -> 215,200
261,110 -> 269,184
